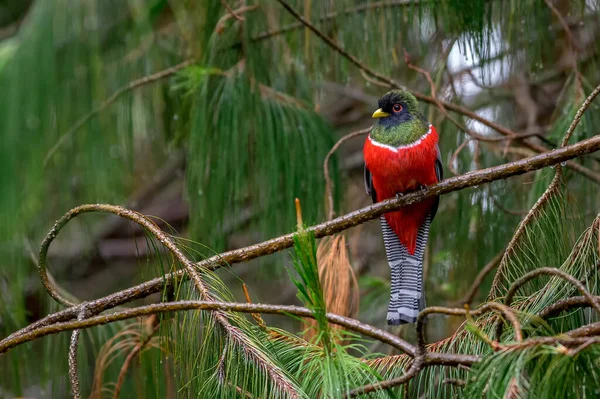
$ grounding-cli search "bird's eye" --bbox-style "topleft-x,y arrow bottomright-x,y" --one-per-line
392,104 -> 403,112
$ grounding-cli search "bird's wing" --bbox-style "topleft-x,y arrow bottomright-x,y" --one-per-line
430,144 -> 443,219
364,164 -> 377,203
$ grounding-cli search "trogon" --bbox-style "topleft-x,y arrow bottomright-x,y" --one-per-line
363,89 -> 443,325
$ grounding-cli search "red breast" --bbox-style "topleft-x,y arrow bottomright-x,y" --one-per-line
364,125 -> 439,254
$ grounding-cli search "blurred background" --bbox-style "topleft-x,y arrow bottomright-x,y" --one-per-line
1,0 -> 600,397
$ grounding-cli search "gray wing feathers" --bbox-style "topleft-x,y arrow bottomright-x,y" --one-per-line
364,165 -> 377,202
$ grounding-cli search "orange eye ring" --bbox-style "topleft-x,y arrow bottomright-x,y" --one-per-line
392,104 -> 403,112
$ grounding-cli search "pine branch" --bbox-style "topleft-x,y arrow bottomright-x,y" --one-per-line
495,267 -> 600,339
0,299 -> 481,367
8,131 -> 600,346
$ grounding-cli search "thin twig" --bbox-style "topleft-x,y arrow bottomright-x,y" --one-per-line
69,306 -> 91,399
444,378 -> 467,387
254,0 -> 421,42
324,127 -> 371,220
503,268 -> 600,316
221,0 -> 245,21
44,59 -> 194,165
345,356 -> 424,397
7,132 -> 600,347
543,0 -> 583,99
216,5 -> 260,33
561,84 -> 600,147
447,139 -> 472,175
451,251 -> 505,307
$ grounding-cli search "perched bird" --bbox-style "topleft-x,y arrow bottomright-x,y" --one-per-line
363,89 -> 442,325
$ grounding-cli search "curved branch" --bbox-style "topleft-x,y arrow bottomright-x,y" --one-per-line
7,132 -> 600,345
496,267 -> 600,339
491,85 -> 600,298
346,356 -> 424,397
539,295 -> 600,319
38,204 -> 302,397
416,304 -> 522,347
504,268 -> 600,316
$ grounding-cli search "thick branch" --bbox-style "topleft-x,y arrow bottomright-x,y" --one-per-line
6,132 -> 600,344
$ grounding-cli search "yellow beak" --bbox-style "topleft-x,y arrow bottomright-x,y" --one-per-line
372,108 -> 390,118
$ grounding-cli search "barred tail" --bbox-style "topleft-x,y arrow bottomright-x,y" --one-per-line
380,214 -> 431,325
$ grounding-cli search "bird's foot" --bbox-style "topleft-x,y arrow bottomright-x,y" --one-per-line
395,192 -> 404,200
417,184 -> 428,191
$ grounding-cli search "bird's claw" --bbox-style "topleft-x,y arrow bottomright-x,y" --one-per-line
395,192 -> 404,199
418,184 -> 428,191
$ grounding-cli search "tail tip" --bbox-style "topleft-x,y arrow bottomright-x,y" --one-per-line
387,311 -> 417,325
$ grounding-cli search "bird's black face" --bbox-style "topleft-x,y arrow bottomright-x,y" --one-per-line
370,89 -> 430,145
372,90 -> 416,128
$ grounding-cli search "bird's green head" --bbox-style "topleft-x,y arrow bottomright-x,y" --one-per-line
370,89 -> 430,146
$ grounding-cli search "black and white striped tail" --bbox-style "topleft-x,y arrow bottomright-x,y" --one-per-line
381,214 -> 432,325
